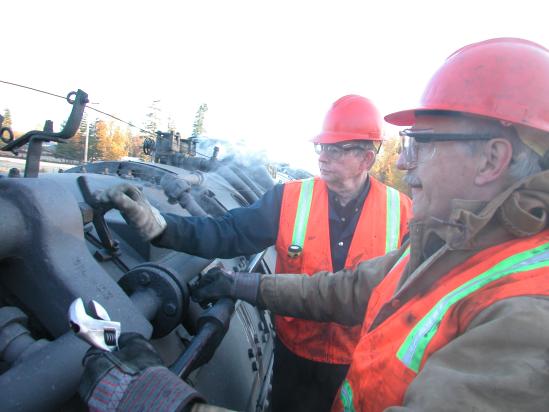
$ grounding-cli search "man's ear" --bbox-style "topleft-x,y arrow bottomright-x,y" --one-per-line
474,138 -> 513,185
362,150 -> 377,171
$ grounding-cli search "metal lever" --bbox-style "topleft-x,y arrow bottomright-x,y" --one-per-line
77,176 -> 120,257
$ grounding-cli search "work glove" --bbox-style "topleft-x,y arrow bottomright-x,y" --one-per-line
190,267 -> 260,306
79,332 -> 204,412
94,183 -> 167,242
161,174 -> 191,205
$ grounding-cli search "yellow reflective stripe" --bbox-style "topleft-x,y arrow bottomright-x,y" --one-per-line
385,187 -> 401,253
339,379 -> 356,412
291,178 -> 315,247
397,241 -> 549,372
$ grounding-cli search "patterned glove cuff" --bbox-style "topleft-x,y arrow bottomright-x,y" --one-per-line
234,272 -> 260,305
88,366 -> 204,412
87,365 -> 135,411
118,366 -> 204,412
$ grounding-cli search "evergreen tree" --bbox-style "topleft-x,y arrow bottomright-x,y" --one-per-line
87,119 -> 101,162
139,100 -> 162,160
191,103 -> 208,137
2,108 -> 12,128
143,100 -> 161,136
167,116 -> 177,132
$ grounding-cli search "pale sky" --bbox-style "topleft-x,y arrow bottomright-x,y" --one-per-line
2,0 -> 548,172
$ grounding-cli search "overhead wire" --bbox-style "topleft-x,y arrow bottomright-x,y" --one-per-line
0,79 -> 211,158
1,79 -> 69,101
1,79 -> 155,137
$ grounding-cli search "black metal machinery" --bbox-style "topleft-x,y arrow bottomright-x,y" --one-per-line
0,90 -> 276,411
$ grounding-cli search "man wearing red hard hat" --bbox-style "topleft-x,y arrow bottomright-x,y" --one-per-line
86,94 -> 412,411
190,38 -> 549,410
80,36 -> 549,412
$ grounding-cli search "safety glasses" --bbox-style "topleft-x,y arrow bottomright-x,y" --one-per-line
314,142 -> 374,160
398,129 -> 495,167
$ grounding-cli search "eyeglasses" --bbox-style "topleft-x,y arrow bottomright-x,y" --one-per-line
398,128 -> 495,167
314,142 -> 370,160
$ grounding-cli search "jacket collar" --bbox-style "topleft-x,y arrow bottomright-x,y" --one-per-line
400,170 -> 549,290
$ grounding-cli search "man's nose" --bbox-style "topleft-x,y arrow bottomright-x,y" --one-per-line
396,152 -> 414,170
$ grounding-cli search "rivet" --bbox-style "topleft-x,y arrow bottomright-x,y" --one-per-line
163,302 -> 177,316
139,272 -> 150,286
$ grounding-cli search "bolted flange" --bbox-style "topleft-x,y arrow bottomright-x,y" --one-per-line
119,263 -> 189,338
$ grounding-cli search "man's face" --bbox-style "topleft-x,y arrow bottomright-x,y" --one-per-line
316,142 -> 373,188
397,115 -> 482,222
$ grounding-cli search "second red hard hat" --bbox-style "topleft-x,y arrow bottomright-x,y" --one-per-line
313,95 -> 383,144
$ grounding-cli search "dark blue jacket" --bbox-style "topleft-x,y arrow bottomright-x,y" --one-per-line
154,179 -> 371,272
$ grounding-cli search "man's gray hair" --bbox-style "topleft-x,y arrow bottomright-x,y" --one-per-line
464,119 -> 542,184
505,134 -> 542,182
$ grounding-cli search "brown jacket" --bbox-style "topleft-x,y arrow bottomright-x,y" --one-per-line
259,171 -> 549,411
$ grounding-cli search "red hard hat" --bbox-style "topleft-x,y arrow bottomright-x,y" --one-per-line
313,95 -> 383,144
385,38 -> 549,134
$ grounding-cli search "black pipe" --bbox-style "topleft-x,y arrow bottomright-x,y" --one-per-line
169,298 -> 235,379
0,332 -> 88,412
177,191 -> 208,216
230,165 -> 264,198
217,165 -> 259,204
196,190 -> 228,216
249,165 -> 276,191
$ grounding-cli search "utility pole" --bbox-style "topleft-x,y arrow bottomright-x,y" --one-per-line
83,124 -> 89,163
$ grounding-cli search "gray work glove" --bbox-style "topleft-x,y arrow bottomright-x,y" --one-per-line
190,267 -> 260,306
95,183 -> 167,242
161,174 -> 191,204
79,332 -> 204,412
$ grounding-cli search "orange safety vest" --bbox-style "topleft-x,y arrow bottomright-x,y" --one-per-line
275,176 -> 412,364
334,230 -> 549,412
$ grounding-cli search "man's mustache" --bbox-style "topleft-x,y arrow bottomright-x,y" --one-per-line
403,173 -> 421,187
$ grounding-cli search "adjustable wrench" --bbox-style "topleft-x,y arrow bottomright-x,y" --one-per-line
68,297 -> 121,351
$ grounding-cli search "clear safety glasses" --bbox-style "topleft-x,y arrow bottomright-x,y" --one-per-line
398,129 -> 495,168
314,142 -> 376,160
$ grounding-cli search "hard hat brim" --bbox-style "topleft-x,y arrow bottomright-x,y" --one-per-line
384,109 -> 417,126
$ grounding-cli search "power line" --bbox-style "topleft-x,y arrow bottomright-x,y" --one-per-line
0,79 -> 69,101
87,106 -> 154,137
0,79 -> 155,137
1,79 -> 211,159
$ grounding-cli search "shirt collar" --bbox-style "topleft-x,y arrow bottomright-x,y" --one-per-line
328,176 -> 371,216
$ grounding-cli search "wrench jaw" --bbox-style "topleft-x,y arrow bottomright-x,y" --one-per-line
68,298 -> 121,352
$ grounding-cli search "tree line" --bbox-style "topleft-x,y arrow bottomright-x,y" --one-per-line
2,105 -> 408,194
1,103 -> 159,162
1,100 -> 211,164
53,113 -> 145,162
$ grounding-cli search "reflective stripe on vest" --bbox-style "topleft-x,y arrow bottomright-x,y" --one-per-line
385,187 -> 401,253
291,178 -> 315,248
291,180 -> 401,253
340,379 -> 356,412
397,241 -> 549,372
